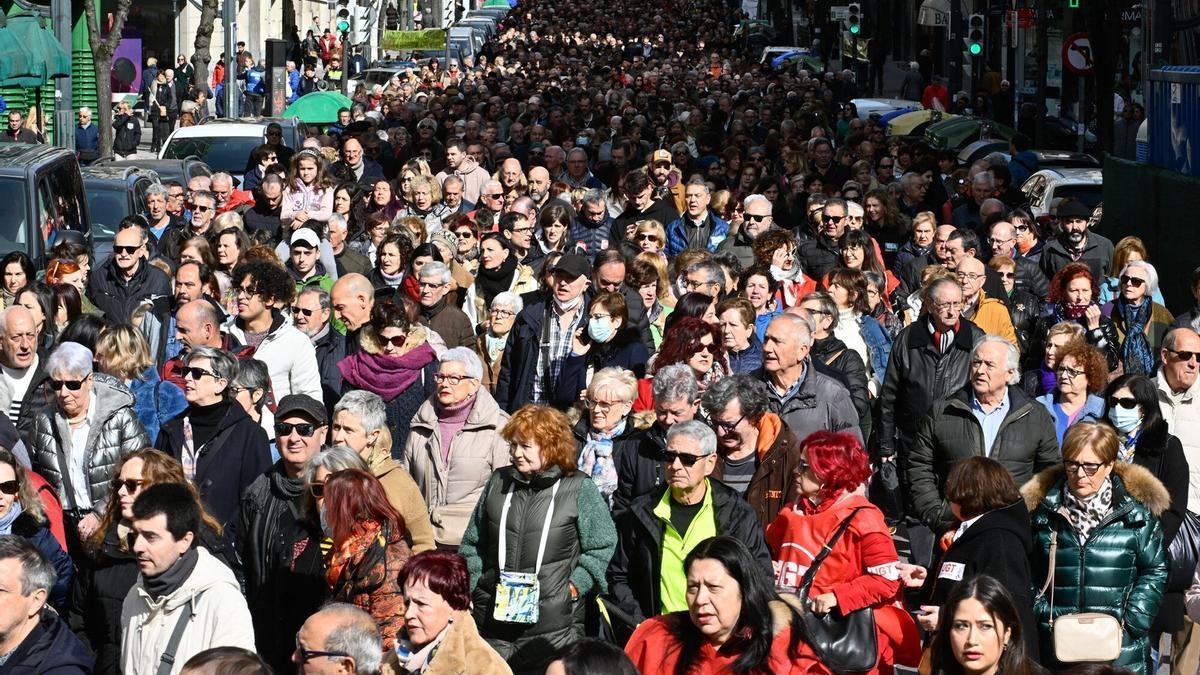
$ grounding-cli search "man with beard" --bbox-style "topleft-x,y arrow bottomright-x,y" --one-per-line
647,148 -> 686,213
291,287 -> 344,415
435,138 -> 490,205
1039,198 -> 1114,281
526,166 -> 552,210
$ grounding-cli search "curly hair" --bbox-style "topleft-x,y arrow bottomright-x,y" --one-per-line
655,316 -> 727,375
751,228 -> 796,267
1047,262 -> 1098,306
502,405 -> 577,474
232,260 -> 294,304
1056,341 -> 1109,395
803,430 -> 872,503
738,264 -> 781,297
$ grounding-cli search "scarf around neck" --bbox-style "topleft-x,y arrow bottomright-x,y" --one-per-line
476,255 -> 519,304
143,547 -> 199,601
1063,477 -> 1114,543
1118,298 -> 1155,375
339,341 -> 436,401
0,500 -> 22,535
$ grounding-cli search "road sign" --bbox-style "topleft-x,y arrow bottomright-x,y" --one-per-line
1062,32 -> 1094,76
830,5 -> 849,20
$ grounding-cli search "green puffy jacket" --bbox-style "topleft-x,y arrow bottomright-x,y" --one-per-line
1022,462 -> 1169,674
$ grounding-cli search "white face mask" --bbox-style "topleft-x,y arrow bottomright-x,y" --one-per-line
554,294 -> 583,312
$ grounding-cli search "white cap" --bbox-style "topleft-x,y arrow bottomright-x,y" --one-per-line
290,228 -> 320,249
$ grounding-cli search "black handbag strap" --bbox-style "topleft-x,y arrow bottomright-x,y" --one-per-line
798,506 -> 869,598
157,590 -> 201,675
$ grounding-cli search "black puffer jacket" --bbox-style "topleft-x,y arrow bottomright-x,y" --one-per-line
908,385 -> 1061,532
878,319 -> 985,459
612,423 -> 667,523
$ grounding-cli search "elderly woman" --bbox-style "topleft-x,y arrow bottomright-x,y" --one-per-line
396,174 -> 451,235
29,342 -> 148,547
474,292 -> 521,395
229,358 -> 275,459
766,430 -> 920,674
632,219 -> 668,258
752,229 -> 816,309
463,233 -> 537,329
1020,321 -> 1085,397
393,551 -> 511,674
553,293 -> 649,408
156,346 -> 271,535
570,367 -> 644,508
625,536 -> 806,673
1036,341 -> 1109,446
459,405 -> 617,673
94,324 -> 186,446
339,301 -> 437,453
327,391 -> 436,553
892,211 -> 936,277
1099,236 -> 1168,306
1035,262 -> 1120,371
716,297 -> 762,374
1102,260 -> 1174,375
1025,421 -> 1168,672
400,350 -> 510,550
0,449 -> 72,608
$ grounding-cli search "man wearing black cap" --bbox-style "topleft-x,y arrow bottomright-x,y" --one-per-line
496,253 -> 591,413
240,393 -> 329,672
1039,198 -> 1113,281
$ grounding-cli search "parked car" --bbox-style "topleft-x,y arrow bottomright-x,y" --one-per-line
159,117 -> 307,185
351,63 -> 418,89
0,144 -> 90,268
81,166 -> 160,264
1019,168 -> 1103,221
93,157 -> 211,186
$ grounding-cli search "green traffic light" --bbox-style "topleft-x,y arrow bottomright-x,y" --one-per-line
969,43 -> 982,55
849,24 -> 860,34
338,19 -> 350,31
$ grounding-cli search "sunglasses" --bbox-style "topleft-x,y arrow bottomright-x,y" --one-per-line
309,481 -> 326,498
291,306 -> 315,317
1064,460 -> 1105,477
823,214 -> 844,223
660,450 -> 711,466
745,214 -> 770,222
112,245 -> 141,255
50,376 -> 89,391
636,233 -> 660,242
1168,349 -> 1200,363
455,230 -> 475,239
999,271 -> 1016,279
181,366 -> 217,381
381,335 -> 409,347
695,341 -> 715,354
111,478 -> 144,494
275,422 -> 318,438
1109,396 -> 1139,409
193,205 -> 212,213
1120,275 -> 1146,288
712,414 -> 745,433
0,479 -> 18,495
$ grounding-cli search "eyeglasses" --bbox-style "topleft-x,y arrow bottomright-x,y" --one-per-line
932,301 -> 963,312
1014,223 -> 1032,232
661,450 -> 712,466
1064,460 -> 1106,477
584,398 -> 629,412
1168,349 -> 1200,363
489,308 -> 515,317
235,285 -> 260,297
433,373 -> 475,385
1056,365 -> 1085,380
0,480 -> 18,495
181,366 -> 217,381
455,230 -> 475,239
685,279 -> 717,291
193,205 -> 212,213
275,422 -> 318,438
999,271 -> 1016,279
111,478 -> 144,494
746,213 -> 770,222
1109,396 -> 1139,409
295,634 -> 350,663
291,306 -> 316,317
712,414 -> 745,433
509,226 -> 534,234
987,237 -> 1014,246
1120,275 -> 1147,288
112,245 -> 141,255
878,163 -> 894,169
49,376 -> 89,391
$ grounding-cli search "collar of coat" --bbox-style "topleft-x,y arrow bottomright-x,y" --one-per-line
1020,460 -> 1170,519
908,316 -> 978,351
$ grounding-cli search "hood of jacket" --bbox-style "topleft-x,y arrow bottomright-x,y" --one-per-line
1021,461 -> 1170,518
136,547 -> 240,611
89,372 -> 138,421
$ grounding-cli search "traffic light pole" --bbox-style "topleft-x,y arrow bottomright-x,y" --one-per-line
948,0 -> 963,95
341,28 -> 350,95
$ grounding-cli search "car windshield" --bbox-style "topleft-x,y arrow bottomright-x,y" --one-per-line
1054,185 -> 1103,210
84,185 -> 128,247
163,136 -> 261,173
0,177 -> 28,255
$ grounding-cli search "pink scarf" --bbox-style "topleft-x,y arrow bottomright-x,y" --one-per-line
338,344 -> 436,401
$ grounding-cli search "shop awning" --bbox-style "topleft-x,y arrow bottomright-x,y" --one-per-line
0,14 -> 71,87
917,0 -> 950,28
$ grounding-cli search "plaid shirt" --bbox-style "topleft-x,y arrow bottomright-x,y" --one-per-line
532,302 -> 585,405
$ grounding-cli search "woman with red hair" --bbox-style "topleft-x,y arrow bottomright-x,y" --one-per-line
1035,262 -> 1120,371
635,316 -> 729,411
321,468 -> 413,650
766,431 -> 920,674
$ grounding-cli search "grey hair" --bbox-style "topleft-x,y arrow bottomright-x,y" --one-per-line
972,172 -> 995,189
299,287 -> 332,312
327,213 -> 348,232
587,366 -> 638,401
316,602 -> 383,675
686,260 -> 725,286
685,177 -> 711,194
304,445 -> 368,484
419,261 -> 453,285
581,188 -> 607,207
666,419 -> 717,456
0,536 -> 55,597
210,172 -> 234,186
184,346 -> 238,387
1121,260 -> 1160,297
701,374 -> 770,419
439,347 -> 483,380
652,364 -> 699,404
46,342 -> 94,378
442,174 -> 465,188
847,201 -> 864,217
743,193 -> 772,214
79,106 -> 92,116
490,291 -> 523,314
334,390 -> 388,434
971,335 -> 1021,385
823,196 -> 847,213
145,183 -> 169,199
770,312 -> 815,347
801,291 -> 839,329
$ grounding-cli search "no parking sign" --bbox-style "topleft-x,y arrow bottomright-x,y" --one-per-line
1062,32 -> 1095,76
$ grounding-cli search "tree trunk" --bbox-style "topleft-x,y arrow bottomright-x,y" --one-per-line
192,0 -> 220,97
83,0 -> 132,157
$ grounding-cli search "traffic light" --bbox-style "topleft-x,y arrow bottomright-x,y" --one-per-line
847,3 -> 862,35
350,0 -> 377,45
966,13 -> 985,57
335,0 -> 352,33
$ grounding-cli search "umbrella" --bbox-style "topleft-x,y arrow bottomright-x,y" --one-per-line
772,50 -> 823,72
284,91 -> 355,124
924,116 -> 1015,150
886,109 -> 958,136
482,0 -> 513,7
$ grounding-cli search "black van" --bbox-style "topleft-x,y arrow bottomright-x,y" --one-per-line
0,143 -> 90,267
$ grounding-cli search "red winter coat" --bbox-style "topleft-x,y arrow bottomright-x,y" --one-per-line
766,494 -> 921,675
28,471 -> 66,551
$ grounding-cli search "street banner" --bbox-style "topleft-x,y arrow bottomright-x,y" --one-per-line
382,29 -> 447,50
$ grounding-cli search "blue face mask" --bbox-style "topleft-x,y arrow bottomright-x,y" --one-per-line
1108,405 -> 1142,434
588,317 -> 614,343
319,504 -> 333,538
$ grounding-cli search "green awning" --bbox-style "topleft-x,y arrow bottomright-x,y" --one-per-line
0,18 -> 35,84
0,14 -> 71,87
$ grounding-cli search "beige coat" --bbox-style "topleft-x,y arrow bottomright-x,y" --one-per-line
401,387 -> 511,546
365,443 -> 437,553
383,610 -> 511,675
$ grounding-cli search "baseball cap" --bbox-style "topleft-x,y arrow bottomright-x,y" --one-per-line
290,228 -> 320,249
549,253 -> 590,281
650,149 -> 672,165
275,394 -> 328,425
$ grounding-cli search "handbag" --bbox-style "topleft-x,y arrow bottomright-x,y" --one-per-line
796,506 -> 879,675
1040,530 -> 1123,663
492,481 -> 560,625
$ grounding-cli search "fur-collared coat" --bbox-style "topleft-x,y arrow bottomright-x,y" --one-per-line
1022,462 -> 1169,674
385,610 -> 511,675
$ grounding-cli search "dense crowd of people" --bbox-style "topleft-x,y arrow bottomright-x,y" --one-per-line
0,0 -> 1197,673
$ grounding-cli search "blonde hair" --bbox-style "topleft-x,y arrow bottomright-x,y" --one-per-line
213,211 -> 244,232
1063,421 -> 1118,464
587,367 -> 638,402
634,219 -> 666,247
96,324 -> 154,380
